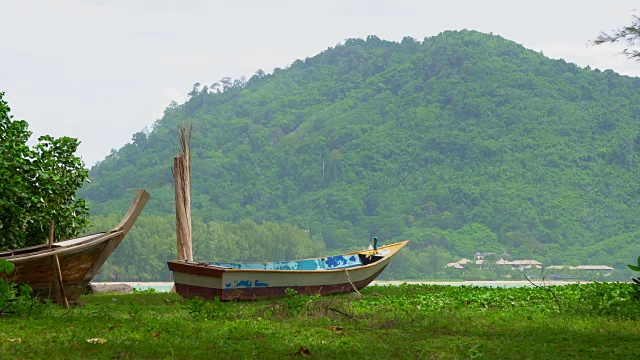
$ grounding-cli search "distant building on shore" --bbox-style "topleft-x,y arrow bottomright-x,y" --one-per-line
446,256 -> 614,274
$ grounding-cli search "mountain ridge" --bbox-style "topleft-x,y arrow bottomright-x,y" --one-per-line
79,30 -> 640,271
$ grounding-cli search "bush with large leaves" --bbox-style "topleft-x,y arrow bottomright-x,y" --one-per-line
0,92 -> 89,250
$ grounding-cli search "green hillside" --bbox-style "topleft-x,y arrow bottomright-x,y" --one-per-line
80,30 -> 640,278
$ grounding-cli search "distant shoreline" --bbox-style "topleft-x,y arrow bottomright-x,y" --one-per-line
91,280 -> 594,288
372,280 -> 591,286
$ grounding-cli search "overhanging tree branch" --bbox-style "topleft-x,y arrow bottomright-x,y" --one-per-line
592,15 -> 640,60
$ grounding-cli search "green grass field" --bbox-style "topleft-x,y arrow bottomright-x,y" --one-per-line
1,283 -> 639,359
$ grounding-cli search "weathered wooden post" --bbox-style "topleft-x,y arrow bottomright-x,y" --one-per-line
173,125 -> 193,262
49,220 -> 69,309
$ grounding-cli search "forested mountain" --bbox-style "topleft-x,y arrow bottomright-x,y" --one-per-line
80,30 -> 640,279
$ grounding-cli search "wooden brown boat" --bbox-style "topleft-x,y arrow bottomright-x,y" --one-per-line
1,190 -> 149,304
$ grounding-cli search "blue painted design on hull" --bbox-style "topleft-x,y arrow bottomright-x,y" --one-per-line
325,255 -> 362,269
209,254 -> 365,272
209,256 -> 363,271
235,280 -> 252,288
227,279 -> 271,289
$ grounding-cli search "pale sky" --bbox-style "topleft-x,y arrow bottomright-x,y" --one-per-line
2,0 -> 639,166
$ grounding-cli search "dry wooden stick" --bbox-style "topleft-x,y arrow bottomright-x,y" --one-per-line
523,272 -> 561,313
173,125 -> 193,262
49,220 -> 69,309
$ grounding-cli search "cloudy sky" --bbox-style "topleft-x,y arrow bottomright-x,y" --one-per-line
2,0 -> 639,166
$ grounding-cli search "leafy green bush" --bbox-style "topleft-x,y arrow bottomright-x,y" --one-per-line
0,92 -> 89,250
0,259 -> 44,317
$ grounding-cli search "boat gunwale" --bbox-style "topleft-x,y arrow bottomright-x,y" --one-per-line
0,232 -> 109,258
4,189 -> 149,265
4,230 -> 125,263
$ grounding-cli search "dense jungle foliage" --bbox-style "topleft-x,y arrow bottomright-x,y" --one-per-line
80,30 -> 640,280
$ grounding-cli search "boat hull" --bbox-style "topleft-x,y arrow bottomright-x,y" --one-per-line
173,265 -> 388,301
168,240 -> 407,301
6,232 -> 121,303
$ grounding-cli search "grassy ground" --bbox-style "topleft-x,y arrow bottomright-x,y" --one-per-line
1,283 -> 639,359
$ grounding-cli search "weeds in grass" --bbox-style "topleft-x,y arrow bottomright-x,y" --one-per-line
132,287 -> 157,294
467,343 -> 484,359
0,259 -> 47,318
249,290 -> 358,322
128,302 -> 143,319
282,288 -> 306,315
277,289 -> 360,322
523,271 -> 562,313
184,296 -> 227,320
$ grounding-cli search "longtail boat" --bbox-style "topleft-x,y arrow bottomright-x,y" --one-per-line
1,190 -> 150,304
167,239 -> 408,301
